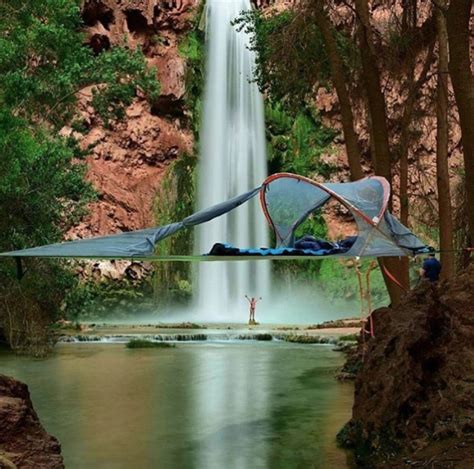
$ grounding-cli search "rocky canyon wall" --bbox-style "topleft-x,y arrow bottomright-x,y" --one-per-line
69,0 -> 302,241
67,0 -> 199,241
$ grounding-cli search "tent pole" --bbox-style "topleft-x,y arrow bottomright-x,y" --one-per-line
15,258 -> 24,281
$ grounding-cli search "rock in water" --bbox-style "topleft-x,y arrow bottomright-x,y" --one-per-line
0,374 -> 64,468
340,264 -> 474,466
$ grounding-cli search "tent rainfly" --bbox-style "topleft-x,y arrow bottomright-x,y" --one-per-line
0,173 -> 431,261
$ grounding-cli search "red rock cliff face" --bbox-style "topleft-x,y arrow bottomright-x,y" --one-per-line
0,374 -> 64,469
341,266 -> 474,467
67,0 -> 198,239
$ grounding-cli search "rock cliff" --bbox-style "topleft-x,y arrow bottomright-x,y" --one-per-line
340,265 -> 474,467
0,375 -> 64,469
68,0 -> 197,239
70,0 -> 298,241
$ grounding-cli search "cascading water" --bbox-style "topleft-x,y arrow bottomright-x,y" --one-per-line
195,0 -> 270,320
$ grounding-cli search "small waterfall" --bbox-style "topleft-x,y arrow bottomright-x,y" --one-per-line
195,0 -> 270,320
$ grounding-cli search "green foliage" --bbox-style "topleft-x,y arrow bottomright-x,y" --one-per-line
266,103 -> 337,176
265,101 -> 337,281
126,339 -> 175,349
234,10 -> 312,106
294,214 -> 328,241
153,153 -> 196,305
0,0 -> 160,350
283,334 -> 333,344
339,334 -> 359,342
318,259 -> 389,307
63,276 -> 155,320
179,30 -> 205,136
0,259 -> 77,356
179,31 -> 202,61
155,322 -> 206,329
0,0 -> 159,127
88,48 -> 160,124
0,114 -> 94,252
234,9 -> 358,110
151,26 -> 204,306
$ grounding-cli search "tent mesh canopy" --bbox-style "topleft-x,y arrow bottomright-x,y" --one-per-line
0,173 -> 430,260
259,174 -> 424,257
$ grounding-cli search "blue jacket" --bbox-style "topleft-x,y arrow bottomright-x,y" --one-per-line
422,257 -> 441,282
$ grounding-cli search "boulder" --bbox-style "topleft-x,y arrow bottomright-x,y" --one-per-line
0,375 -> 64,469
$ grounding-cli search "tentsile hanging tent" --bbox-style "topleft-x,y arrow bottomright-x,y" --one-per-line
0,173 -> 430,261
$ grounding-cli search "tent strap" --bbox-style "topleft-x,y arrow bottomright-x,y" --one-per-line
381,262 -> 408,292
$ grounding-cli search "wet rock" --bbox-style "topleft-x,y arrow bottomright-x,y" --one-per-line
174,334 -> 207,341
282,334 -> 338,344
238,333 -> 273,341
0,375 -> 64,468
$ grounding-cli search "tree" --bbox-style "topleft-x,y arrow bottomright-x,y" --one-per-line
0,0 -> 160,354
446,0 -> 474,249
354,0 -> 409,305
397,1 -> 435,228
313,1 -> 364,181
436,2 -> 455,278
354,0 -> 392,184
239,1 -> 449,306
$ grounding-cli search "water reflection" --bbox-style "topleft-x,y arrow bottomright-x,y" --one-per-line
189,346 -> 271,468
0,343 -> 353,468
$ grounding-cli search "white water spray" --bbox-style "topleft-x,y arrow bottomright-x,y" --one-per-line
195,0 -> 270,320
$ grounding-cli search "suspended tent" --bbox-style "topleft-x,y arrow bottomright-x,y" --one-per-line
0,173 -> 431,261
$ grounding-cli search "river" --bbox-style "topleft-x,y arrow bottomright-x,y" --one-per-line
1,342 -> 354,468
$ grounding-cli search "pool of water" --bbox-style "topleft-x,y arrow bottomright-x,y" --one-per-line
1,342 -> 354,468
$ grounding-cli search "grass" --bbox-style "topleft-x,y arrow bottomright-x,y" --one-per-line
126,339 -> 175,349
155,322 -> 206,329
339,334 -> 359,342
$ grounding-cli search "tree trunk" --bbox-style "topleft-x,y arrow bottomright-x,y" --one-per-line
313,2 -> 364,181
436,4 -> 455,279
354,0 -> 392,184
354,0 -> 408,305
446,0 -> 474,248
399,73 -> 414,228
399,0 -> 417,228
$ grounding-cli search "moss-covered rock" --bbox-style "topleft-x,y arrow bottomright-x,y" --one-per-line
126,339 -> 175,349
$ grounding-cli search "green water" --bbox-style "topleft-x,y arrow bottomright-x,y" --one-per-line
1,343 -> 354,469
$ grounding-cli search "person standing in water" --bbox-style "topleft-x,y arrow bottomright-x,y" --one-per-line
245,295 -> 262,324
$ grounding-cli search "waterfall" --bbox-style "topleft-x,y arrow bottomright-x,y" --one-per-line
195,0 -> 270,321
